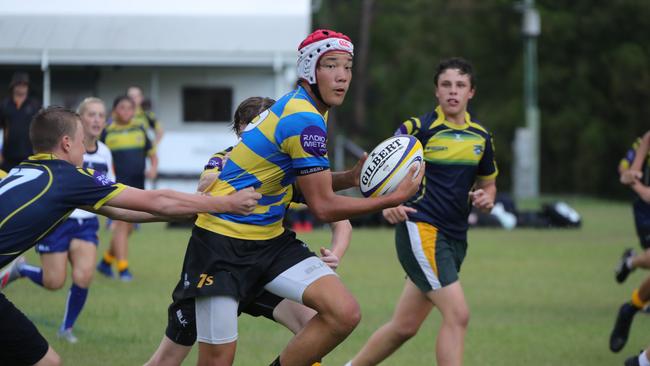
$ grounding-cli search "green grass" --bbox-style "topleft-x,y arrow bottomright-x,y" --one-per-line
5,197 -> 646,365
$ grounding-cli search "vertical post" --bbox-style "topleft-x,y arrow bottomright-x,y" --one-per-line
514,0 -> 541,199
41,49 -> 50,107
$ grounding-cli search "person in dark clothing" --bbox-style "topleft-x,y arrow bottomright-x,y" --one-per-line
0,72 -> 41,171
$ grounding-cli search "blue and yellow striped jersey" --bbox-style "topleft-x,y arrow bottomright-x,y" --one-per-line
101,122 -> 154,182
396,106 -> 498,241
0,154 -> 125,267
196,86 -> 329,240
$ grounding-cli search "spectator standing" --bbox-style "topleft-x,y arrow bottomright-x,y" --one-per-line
0,72 -> 41,171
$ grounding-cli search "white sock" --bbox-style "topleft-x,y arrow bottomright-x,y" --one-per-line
344,362 -> 353,366
626,257 -> 634,269
640,351 -> 650,366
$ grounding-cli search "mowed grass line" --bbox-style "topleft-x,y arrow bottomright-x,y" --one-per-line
4,197 -> 647,365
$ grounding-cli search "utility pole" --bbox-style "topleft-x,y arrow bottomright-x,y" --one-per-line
513,0 -> 541,199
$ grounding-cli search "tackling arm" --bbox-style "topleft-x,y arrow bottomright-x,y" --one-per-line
104,186 -> 260,217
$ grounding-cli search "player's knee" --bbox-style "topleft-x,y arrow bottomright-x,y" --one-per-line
391,320 -> 422,341
72,266 -> 93,287
42,273 -> 65,290
450,307 -> 470,328
327,297 -> 361,335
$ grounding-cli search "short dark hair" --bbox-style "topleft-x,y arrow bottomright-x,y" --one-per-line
30,106 -> 80,152
232,97 -> 276,135
434,57 -> 475,89
112,95 -> 135,109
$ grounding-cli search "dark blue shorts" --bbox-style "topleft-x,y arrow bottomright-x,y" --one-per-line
35,217 -> 100,254
633,200 -> 650,249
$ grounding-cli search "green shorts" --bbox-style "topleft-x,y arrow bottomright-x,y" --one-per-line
395,221 -> 467,292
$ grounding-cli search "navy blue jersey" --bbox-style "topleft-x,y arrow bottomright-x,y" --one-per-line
0,154 -> 125,267
396,106 -> 498,241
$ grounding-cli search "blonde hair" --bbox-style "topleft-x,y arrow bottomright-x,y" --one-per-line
77,97 -> 105,115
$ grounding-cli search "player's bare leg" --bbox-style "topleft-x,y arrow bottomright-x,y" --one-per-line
34,346 -> 61,366
40,253 -> 68,290
273,299 -> 318,334
351,279 -> 433,366
144,335 -> 192,366
198,341 -> 236,366
278,275 -> 360,366
69,239 -> 96,288
426,281 -> 469,366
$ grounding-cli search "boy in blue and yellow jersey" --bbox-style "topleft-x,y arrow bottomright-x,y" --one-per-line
610,131 -> 650,357
168,29 -> 423,366
348,58 -> 498,366
97,95 -> 158,280
0,106 -> 259,366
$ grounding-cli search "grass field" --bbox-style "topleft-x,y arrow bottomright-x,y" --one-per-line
5,197 -> 647,365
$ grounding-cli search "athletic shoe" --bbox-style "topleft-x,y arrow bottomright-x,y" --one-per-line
616,249 -> 636,284
119,268 -> 133,282
0,256 -> 25,289
624,354 -> 641,366
610,303 -> 638,352
57,328 -> 78,344
96,260 -> 114,278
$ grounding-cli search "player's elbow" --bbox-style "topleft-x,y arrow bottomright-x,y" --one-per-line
310,205 -> 337,223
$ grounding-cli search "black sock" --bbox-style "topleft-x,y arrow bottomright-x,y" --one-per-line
269,356 -> 281,366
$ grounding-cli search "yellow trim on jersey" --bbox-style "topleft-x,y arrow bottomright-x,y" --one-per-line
0,169 -> 6,179
0,163 -> 53,230
195,214 -> 285,240
477,172 -> 498,181
416,222 -> 438,277
92,183 -> 127,210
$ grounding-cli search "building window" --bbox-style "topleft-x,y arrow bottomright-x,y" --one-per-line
182,87 -> 232,123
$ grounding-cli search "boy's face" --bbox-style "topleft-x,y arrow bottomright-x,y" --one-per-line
435,68 -> 475,118
127,87 -> 143,107
81,102 -> 106,140
114,100 -> 135,124
316,51 -> 353,107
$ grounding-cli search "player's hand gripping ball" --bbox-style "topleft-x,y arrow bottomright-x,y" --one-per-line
359,135 -> 423,197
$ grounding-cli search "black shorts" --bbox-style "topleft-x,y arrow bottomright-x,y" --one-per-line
0,293 -> 49,365
165,290 -> 284,346
172,226 -> 315,301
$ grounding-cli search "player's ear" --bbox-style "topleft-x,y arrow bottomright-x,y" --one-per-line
61,135 -> 72,152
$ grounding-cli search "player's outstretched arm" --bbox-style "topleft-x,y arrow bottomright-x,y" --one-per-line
297,163 -> 423,223
89,205 -> 179,223
105,186 -> 260,217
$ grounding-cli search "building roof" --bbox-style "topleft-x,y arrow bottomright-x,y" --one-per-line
0,0 -> 310,66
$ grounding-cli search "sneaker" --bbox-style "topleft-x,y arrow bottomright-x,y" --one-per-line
0,256 -> 25,289
57,328 -> 78,344
616,249 -> 636,284
610,303 -> 639,353
625,354 -> 641,366
119,268 -> 133,282
96,260 -> 114,278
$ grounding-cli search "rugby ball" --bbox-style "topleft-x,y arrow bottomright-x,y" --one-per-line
359,135 -> 423,197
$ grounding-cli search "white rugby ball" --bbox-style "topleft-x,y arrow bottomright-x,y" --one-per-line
359,135 -> 423,197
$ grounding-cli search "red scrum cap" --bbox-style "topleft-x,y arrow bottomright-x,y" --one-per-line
297,29 -> 354,84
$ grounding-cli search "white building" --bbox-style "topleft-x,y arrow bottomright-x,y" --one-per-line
0,0 -> 311,188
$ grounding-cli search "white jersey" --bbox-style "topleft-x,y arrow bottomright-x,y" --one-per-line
70,141 -> 115,219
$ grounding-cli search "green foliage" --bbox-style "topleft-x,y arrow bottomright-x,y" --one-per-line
316,0 -> 650,196
4,199 -> 645,365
